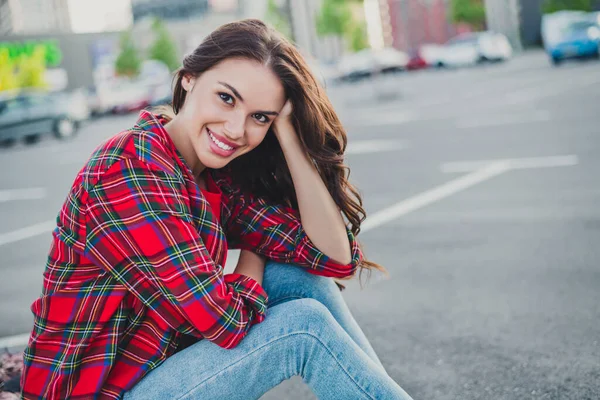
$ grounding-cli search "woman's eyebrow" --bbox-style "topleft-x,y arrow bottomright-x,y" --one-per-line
218,81 -> 279,116
218,82 -> 244,102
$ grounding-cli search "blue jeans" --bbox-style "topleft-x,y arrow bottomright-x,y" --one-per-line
124,262 -> 413,400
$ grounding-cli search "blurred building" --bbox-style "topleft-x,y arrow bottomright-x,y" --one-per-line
519,0 -> 600,47
131,0 -> 210,22
484,0 -> 522,50
377,0 -> 467,51
0,0 -> 71,34
288,0 -> 345,62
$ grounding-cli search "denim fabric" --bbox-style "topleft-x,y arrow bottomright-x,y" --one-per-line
124,262 -> 413,400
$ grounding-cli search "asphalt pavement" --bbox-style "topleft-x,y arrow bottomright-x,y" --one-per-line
1,50 -> 599,399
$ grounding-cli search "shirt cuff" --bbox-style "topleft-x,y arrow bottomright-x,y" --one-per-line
224,273 -> 268,324
294,225 -> 363,278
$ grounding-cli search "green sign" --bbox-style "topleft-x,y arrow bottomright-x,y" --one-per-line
0,40 -> 62,66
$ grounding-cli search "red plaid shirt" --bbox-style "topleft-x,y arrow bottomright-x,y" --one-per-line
21,111 -> 363,399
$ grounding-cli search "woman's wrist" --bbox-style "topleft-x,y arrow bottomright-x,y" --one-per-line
233,250 -> 266,285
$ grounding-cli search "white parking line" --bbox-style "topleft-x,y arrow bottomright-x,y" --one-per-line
0,154 -> 581,347
361,161 -> 511,233
441,155 -> 579,173
0,188 -> 47,202
0,220 -> 55,247
346,139 -> 408,154
0,333 -> 31,349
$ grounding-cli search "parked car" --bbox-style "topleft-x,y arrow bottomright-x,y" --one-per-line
0,91 -> 82,146
542,11 -> 600,65
406,48 -> 429,70
110,82 -> 151,114
436,32 -> 513,68
337,48 -> 410,82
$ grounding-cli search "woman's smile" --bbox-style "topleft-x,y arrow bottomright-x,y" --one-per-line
206,127 -> 240,157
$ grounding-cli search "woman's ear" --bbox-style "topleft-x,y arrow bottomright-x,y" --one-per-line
182,74 -> 195,92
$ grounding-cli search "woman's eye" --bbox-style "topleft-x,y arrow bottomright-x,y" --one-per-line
219,93 -> 234,105
253,113 -> 269,124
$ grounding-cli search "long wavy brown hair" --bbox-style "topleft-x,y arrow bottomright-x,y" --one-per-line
160,19 -> 387,289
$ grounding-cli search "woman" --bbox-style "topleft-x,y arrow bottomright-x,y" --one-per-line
21,19 -> 413,399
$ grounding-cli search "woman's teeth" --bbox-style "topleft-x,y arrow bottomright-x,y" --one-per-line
209,132 -> 234,151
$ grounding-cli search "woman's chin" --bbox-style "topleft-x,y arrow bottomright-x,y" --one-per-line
197,150 -> 235,170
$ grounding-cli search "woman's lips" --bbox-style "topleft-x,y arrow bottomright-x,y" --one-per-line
207,127 -> 237,157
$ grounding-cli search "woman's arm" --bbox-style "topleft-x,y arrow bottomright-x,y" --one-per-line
85,158 -> 268,349
273,101 -> 352,265
234,250 -> 266,286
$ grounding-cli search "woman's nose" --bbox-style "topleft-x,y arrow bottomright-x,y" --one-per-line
224,114 -> 245,139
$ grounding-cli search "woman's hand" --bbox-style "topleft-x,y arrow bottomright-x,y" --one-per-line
273,100 -> 296,144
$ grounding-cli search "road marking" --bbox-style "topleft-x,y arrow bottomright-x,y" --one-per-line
0,188 -> 47,202
361,161 -> 511,233
0,220 -> 55,247
455,110 -> 551,129
346,139 -> 408,154
0,333 -> 31,349
441,155 -> 579,173
0,154 -> 581,345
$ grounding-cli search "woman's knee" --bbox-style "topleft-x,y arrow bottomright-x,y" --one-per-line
273,298 -> 337,334
263,262 -> 341,306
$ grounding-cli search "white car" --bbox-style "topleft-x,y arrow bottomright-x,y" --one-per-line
437,32 -> 513,68
337,48 -> 410,82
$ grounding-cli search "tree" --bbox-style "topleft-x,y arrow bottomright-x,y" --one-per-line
115,30 -> 141,78
266,0 -> 292,39
450,0 -> 486,30
316,0 -> 353,37
542,0 -> 593,13
317,0 -> 369,51
347,20 -> 369,52
149,18 -> 180,72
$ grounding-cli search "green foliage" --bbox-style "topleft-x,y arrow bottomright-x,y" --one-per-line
317,0 -> 369,52
542,0 -> 593,13
149,18 -> 180,71
266,0 -> 292,39
115,30 -> 141,78
347,20 -> 369,52
316,0 -> 353,36
450,0 -> 486,29
0,40 -> 62,67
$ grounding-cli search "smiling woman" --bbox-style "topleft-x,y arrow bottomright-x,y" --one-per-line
19,19 -> 413,400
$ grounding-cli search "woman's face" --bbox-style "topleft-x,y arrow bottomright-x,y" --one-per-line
177,57 -> 286,170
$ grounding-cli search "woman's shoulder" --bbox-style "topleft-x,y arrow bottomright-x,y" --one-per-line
79,117 -> 181,190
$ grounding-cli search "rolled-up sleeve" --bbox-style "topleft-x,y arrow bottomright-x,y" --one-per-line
84,158 -> 267,349
225,189 -> 363,279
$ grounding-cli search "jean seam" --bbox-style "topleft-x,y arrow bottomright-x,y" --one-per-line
269,295 -> 305,307
176,331 -> 376,400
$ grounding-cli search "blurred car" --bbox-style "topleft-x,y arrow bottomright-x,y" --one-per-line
406,48 -> 429,70
301,53 -> 340,88
542,11 -> 600,65
337,48 -> 410,82
436,32 -> 513,68
0,91 -> 81,146
418,44 -> 447,68
110,82 -> 151,114
148,82 -> 173,107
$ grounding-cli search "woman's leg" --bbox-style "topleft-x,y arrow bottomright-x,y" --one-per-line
262,261 -> 387,372
124,298 -> 413,400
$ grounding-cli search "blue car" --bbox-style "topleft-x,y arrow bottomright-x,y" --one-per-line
542,11 -> 600,65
